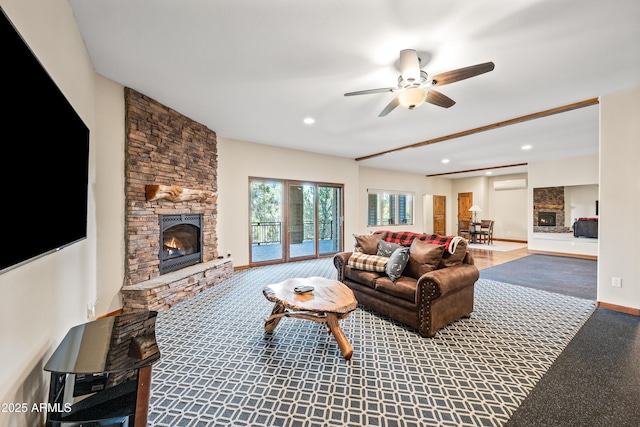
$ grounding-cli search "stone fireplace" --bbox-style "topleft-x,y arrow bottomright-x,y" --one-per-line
537,212 -> 557,227
533,186 -> 571,233
159,214 -> 203,274
120,88 -> 232,312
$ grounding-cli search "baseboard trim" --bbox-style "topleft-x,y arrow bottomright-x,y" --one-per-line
597,301 -> 640,316
492,238 -> 527,243
527,249 -> 597,260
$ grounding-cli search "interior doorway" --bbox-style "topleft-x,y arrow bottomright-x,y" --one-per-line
458,192 -> 473,222
433,195 -> 446,235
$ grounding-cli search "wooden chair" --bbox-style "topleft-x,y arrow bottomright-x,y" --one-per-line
477,220 -> 494,244
458,219 -> 472,240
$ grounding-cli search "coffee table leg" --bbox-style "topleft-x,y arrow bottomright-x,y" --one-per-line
264,302 -> 285,332
326,313 -> 353,360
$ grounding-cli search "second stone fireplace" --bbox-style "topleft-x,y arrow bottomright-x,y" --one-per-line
159,214 -> 203,274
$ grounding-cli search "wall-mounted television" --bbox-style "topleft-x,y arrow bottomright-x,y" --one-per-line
1,7 -> 90,274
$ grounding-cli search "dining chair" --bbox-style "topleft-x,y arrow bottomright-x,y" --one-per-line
478,220 -> 494,244
458,219 -> 472,240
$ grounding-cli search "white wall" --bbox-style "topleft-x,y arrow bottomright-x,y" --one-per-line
488,174 -> 528,240
445,174 -> 528,241
528,153 -> 599,256
565,184 -> 599,223
0,1 -> 98,425
217,137 -> 360,267
94,76 -> 126,314
598,86 -> 640,309
357,167 -> 442,235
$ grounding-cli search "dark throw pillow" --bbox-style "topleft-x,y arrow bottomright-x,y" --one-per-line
377,240 -> 401,257
386,246 -> 410,281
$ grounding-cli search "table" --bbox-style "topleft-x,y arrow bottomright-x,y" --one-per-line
263,277 -> 358,360
44,311 -> 161,427
470,222 -> 482,243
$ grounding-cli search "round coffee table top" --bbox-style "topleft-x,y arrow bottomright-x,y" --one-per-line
263,276 -> 357,314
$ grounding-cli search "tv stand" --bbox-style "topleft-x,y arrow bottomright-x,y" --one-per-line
44,311 -> 161,427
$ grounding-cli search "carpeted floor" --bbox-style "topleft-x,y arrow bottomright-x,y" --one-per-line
506,308 -> 640,427
480,254 -> 597,300
148,258 -> 595,427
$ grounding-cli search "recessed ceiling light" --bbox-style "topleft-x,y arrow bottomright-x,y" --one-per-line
486,171 -> 492,175
521,144 -> 532,150
441,159 -> 450,164
303,117 -> 315,125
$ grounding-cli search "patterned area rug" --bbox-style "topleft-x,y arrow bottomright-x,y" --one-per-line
148,258 -> 595,427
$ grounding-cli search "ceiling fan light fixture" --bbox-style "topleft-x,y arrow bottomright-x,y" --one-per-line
398,87 -> 427,110
399,49 -> 420,82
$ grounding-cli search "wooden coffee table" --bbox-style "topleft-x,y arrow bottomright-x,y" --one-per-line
263,277 -> 358,360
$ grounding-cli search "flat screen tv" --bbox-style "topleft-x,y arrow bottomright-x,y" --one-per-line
1,7 -> 90,274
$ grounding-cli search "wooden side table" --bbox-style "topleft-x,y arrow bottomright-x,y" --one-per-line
263,277 -> 358,360
44,310 -> 161,427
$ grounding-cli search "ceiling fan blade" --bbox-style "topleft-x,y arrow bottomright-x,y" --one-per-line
344,87 -> 395,96
431,62 -> 495,86
379,97 -> 400,117
426,90 -> 456,108
399,49 -> 420,82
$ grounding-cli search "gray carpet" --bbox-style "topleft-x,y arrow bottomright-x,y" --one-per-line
148,258 -> 595,427
480,254 -> 597,300
506,308 -> 640,427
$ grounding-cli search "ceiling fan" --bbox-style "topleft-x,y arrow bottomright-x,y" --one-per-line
344,49 -> 495,117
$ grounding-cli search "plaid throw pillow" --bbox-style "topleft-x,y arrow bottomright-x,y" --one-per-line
348,252 -> 388,272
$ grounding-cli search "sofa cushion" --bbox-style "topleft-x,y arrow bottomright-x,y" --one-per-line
348,252 -> 388,272
353,233 -> 385,255
374,275 -> 417,302
439,239 -> 468,268
386,246 -> 410,281
404,239 -> 445,279
344,265 -> 382,289
376,240 -> 401,257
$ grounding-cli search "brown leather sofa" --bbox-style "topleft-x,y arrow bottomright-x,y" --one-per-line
333,231 -> 479,337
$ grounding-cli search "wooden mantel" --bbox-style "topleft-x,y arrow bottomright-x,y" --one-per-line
145,184 -> 217,203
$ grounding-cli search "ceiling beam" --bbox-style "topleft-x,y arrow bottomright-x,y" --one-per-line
426,162 -> 528,177
355,98 -> 600,162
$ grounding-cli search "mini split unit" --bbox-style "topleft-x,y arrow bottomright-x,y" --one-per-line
493,179 -> 527,191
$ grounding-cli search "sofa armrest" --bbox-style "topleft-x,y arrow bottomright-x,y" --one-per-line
333,252 -> 353,282
416,264 -> 479,301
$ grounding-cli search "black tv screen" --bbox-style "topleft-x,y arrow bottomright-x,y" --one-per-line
1,7 -> 90,274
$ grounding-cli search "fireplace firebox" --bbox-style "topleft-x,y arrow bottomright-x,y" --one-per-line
159,214 -> 203,274
538,212 -> 557,227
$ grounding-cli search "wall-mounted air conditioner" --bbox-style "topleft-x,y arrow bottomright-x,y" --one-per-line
493,179 -> 527,191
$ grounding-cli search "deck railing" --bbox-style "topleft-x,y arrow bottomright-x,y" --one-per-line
251,221 -> 333,245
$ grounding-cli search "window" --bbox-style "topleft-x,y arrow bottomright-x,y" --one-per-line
367,190 -> 414,226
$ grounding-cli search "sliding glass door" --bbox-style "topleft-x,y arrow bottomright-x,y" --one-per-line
250,178 -> 343,265
250,180 -> 284,264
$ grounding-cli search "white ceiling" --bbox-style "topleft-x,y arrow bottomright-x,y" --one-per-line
68,0 -> 640,178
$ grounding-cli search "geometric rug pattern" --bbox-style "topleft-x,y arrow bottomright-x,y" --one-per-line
148,258 -> 596,427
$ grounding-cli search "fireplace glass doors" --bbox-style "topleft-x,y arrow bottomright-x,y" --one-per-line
159,214 -> 202,274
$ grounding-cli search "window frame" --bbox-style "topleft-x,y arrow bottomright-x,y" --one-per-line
367,189 -> 414,227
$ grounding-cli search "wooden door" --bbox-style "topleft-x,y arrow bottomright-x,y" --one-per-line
433,195 -> 446,235
458,192 -> 473,222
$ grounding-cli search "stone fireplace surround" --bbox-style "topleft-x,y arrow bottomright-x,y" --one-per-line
121,88 -> 232,312
533,186 -> 571,233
